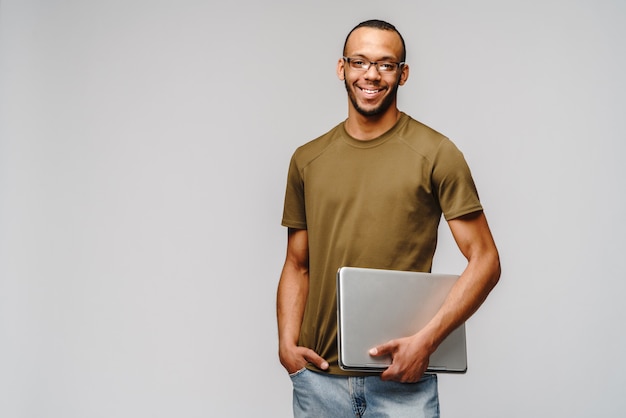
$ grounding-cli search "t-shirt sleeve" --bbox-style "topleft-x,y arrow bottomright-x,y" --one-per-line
432,138 -> 483,221
281,153 -> 308,229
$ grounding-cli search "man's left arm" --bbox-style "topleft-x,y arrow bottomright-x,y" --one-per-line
370,211 -> 501,382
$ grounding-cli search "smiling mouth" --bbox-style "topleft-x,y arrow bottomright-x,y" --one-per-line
360,87 -> 383,94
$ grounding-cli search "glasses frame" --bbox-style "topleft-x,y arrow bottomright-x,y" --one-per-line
342,56 -> 406,73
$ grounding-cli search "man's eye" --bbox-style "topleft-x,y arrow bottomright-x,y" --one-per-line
379,63 -> 394,71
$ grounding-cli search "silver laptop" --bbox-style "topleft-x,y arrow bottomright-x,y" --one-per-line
337,267 -> 467,373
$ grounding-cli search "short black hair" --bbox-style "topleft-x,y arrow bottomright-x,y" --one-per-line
342,19 -> 407,62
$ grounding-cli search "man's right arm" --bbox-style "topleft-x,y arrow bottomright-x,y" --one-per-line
276,228 -> 328,374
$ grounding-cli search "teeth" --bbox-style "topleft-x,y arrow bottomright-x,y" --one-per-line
363,89 -> 380,93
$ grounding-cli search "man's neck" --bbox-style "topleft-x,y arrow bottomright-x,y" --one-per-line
344,108 -> 402,141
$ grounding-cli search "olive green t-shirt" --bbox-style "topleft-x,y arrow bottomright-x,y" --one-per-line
281,113 -> 483,375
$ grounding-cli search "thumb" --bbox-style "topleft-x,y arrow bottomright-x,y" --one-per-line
369,340 -> 396,357
304,348 -> 329,371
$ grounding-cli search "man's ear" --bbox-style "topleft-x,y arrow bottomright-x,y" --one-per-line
398,63 -> 409,86
337,58 -> 346,81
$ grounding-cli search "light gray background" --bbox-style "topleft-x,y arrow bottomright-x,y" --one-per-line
1,1 -> 625,417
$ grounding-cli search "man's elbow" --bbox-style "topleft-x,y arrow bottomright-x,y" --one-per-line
487,250 -> 501,290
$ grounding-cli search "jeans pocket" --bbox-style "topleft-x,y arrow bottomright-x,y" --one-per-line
289,367 -> 308,379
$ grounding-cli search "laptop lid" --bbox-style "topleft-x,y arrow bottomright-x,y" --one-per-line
337,267 -> 467,373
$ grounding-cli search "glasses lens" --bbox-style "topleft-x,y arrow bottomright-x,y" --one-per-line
377,62 -> 397,72
348,58 -> 367,70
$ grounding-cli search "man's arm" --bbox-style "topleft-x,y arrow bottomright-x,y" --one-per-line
371,211 -> 501,382
276,228 -> 329,374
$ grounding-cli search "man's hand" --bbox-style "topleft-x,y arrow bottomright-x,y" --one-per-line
369,333 -> 431,382
279,343 -> 329,374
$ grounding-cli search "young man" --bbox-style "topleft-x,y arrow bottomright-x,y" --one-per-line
277,19 -> 500,417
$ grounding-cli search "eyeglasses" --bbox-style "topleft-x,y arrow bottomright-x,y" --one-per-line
343,56 -> 405,73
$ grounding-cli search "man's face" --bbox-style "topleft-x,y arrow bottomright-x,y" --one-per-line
338,27 -> 409,117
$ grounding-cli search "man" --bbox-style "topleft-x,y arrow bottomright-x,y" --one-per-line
277,19 -> 500,417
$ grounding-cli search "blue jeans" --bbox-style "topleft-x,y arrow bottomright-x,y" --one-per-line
290,368 -> 439,418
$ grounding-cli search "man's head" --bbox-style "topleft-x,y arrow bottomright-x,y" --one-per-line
343,20 -> 406,63
337,20 -> 409,118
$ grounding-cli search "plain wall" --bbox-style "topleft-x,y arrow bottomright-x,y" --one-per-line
1,1 -> 625,417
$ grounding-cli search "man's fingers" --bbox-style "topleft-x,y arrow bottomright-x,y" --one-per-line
304,348 -> 329,370
369,340 -> 396,357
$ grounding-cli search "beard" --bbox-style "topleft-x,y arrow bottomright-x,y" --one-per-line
344,74 -> 401,117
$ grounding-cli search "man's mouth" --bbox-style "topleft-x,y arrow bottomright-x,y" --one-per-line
358,86 -> 386,101
360,87 -> 383,94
